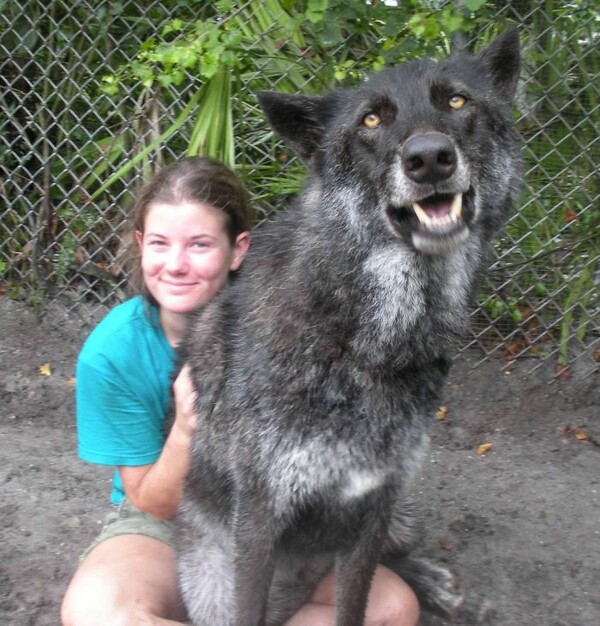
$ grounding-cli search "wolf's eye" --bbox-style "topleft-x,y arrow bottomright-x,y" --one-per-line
449,95 -> 467,110
362,112 -> 382,129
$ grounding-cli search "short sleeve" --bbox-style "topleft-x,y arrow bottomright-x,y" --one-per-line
76,355 -> 164,467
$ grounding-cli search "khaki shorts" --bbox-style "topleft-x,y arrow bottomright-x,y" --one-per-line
82,498 -> 175,560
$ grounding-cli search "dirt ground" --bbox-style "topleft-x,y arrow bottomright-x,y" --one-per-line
0,296 -> 598,626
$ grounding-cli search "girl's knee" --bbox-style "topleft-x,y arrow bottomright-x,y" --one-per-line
61,536 -> 184,626
61,562 -> 133,626
366,565 -> 420,626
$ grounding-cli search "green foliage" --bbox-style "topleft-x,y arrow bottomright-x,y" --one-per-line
91,0 -> 490,198
2,0 -> 597,370
462,0 -> 488,10
484,0 -> 598,360
53,232 -> 79,287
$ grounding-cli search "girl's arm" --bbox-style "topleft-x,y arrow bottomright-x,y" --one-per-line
118,365 -> 198,520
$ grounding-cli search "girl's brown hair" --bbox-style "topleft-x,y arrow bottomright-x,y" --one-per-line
123,156 -> 252,301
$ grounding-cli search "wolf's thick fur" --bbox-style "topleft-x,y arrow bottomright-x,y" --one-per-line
177,30 -> 522,626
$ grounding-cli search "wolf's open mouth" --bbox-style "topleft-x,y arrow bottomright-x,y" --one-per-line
412,193 -> 463,232
387,191 -> 472,241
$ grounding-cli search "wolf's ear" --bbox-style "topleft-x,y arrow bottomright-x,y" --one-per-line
476,28 -> 520,100
256,91 -> 333,167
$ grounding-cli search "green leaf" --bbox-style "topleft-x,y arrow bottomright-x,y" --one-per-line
407,14 -> 426,37
221,50 -> 240,68
372,56 -> 385,72
222,27 -> 243,48
162,19 -> 184,36
442,14 -> 464,33
305,0 -> 328,23
462,0 -> 488,11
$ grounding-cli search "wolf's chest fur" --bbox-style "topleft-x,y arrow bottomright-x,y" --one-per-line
356,239 -> 482,360
263,422 -> 429,523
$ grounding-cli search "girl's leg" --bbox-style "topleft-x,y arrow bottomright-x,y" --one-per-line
61,534 -> 188,626
284,564 -> 420,626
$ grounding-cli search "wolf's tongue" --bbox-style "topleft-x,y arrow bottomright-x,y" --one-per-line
420,195 -> 452,217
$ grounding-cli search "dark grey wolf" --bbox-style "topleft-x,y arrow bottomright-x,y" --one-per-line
177,29 -> 522,626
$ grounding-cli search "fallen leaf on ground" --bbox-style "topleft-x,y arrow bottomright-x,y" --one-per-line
555,364 -> 571,380
39,363 -> 52,376
476,443 -> 493,456
565,208 -> 578,223
574,430 -> 590,441
435,405 -> 448,420
564,425 -> 592,442
563,425 -> 599,446
439,538 -> 457,550
503,341 -> 522,360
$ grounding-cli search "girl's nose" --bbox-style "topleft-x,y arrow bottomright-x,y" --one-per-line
165,246 -> 189,273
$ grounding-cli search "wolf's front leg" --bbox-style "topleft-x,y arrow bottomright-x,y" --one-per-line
233,482 -> 278,626
381,490 -> 463,616
175,501 -> 237,626
334,487 -> 392,626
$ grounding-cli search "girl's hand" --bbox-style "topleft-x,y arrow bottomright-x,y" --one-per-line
119,364 -> 200,518
172,364 -> 199,439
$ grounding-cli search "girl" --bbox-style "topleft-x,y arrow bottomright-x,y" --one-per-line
61,156 -> 419,625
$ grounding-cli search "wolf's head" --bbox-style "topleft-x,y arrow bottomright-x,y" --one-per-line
257,29 -> 522,256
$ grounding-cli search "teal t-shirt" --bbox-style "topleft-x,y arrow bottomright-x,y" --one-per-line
76,296 -> 176,505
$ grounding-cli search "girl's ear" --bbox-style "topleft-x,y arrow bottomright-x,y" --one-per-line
230,231 -> 251,271
135,230 -> 143,250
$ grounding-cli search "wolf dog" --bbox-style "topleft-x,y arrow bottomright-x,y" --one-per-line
176,29 -> 522,626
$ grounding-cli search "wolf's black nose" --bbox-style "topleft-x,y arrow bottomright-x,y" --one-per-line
402,133 -> 457,184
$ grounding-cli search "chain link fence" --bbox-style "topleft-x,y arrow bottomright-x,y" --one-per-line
1,0 -> 598,378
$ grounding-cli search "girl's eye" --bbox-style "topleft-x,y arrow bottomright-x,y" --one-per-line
191,241 -> 209,249
449,94 -> 467,110
148,239 -> 167,247
362,112 -> 382,129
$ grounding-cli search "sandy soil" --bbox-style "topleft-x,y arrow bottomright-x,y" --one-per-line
0,296 -> 598,626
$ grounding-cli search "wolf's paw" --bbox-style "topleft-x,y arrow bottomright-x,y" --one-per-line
387,556 -> 463,617
415,558 -> 463,616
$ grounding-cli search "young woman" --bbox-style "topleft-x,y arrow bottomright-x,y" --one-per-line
61,156 -> 419,626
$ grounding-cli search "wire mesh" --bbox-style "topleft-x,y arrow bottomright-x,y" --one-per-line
0,0 -> 598,378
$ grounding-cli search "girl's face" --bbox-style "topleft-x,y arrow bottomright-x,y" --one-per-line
136,201 -> 249,315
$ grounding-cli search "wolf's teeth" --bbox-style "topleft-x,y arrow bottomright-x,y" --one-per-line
412,202 -> 432,226
450,193 -> 463,220
413,194 -> 463,228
